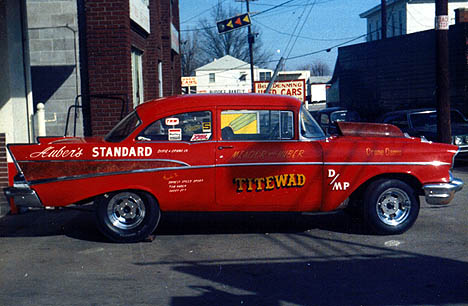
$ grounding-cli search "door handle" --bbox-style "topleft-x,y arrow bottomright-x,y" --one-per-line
218,145 -> 233,150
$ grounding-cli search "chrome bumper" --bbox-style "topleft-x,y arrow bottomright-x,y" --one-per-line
3,186 -> 43,208
422,178 -> 464,205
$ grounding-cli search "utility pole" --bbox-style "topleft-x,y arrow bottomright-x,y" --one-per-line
266,57 -> 285,94
245,0 -> 255,93
435,0 -> 451,143
381,0 -> 387,39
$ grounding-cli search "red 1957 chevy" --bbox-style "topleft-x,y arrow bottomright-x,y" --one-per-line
4,94 -> 463,242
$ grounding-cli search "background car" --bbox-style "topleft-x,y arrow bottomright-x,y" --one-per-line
378,108 -> 468,157
315,107 -> 361,134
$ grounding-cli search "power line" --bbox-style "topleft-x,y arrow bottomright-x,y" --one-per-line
287,33 -> 368,60
192,31 -> 370,79
253,18 -> 364,41
285,0 -> 317,61
253,0 -> 337,8
180,0 -> 229,24
253,0 -> 299,17
181,0 -> 304,32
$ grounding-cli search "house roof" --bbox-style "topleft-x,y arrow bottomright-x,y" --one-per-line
195,55 -> 257,71
309,76 -> 332,84
360,0 -> 468,18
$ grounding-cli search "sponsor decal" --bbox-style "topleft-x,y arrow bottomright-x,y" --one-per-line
168,128 -> 182,141
366,147 -> 402,157
156,149 -> 189,153
165,118 -> 179,126
30,146 -> 84,158
202,122 -> 211,133
328,169 -> 350,191
92,146 -> 152,158
232,150 -> 304,160
168,178 -> 204,193
233,173 -> 306,192
190,133 -> 211,142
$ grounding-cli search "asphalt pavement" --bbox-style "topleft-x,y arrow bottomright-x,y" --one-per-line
0,167 -> 467,305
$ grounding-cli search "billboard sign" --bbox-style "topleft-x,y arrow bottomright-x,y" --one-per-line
254,79 -> 306,102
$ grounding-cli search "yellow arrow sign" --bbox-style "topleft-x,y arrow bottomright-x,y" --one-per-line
226,20 -> 233,28
243,15 -> 250,24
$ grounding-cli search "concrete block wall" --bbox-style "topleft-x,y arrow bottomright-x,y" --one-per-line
27,0 -> 82,137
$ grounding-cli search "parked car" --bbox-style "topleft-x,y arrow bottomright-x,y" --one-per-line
315,107 -> 361,134
379,108 -> 468,156
5,95 -> 463,242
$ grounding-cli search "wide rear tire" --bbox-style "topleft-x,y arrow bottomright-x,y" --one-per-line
95,190 -> 160,243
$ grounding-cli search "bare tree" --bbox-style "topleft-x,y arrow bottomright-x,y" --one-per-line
197,4 -> 271,67
181,30 -> 201,76
298,61 -> 331,76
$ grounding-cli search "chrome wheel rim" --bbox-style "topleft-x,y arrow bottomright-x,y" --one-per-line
107,192 -> 146,230
376,188 -> 411,226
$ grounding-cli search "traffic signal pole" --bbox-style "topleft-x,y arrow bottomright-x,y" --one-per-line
246,0 -> 255,93
435,0 -> 451,143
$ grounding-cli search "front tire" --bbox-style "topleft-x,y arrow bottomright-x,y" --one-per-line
95,190 -> 160,243
363,179 -> 419,234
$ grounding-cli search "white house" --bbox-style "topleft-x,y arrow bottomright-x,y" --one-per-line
360,0 -> 468,41
191,55 -> 330,105
195,55 -> 273,94
308,76 -> 331,103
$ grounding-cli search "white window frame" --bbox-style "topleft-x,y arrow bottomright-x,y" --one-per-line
158,61 -> 163,98
131,48 -> 144,108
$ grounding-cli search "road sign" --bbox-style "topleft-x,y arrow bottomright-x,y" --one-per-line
217,13 -> 251,34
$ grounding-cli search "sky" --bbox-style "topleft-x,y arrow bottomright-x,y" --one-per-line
179,0 -> 383,73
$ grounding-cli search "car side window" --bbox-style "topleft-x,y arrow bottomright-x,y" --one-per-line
137,111 -> 212,142
319,114 -> 329,125
384,114 -> 409,129
220,110 -> 294,140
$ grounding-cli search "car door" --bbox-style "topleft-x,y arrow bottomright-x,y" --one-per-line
135,110 -> 216,211
215,106 -> 324,211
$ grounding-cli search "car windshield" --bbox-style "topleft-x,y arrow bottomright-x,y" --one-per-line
330,110 -> 360,122
300,105 -> 325,139
105,111 -> 141,142
410,110 -> 467,129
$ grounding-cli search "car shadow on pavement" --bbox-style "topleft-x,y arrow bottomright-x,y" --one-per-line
0,208 -> 366,242
156,211 -> 367,236
165,250 -> 468,306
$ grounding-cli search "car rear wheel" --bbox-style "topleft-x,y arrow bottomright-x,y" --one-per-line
363,179 -> 419,234
95,190 -> 160,243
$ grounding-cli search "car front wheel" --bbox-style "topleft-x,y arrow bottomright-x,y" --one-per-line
363,179 -> 419,234
95,190 -> 160,243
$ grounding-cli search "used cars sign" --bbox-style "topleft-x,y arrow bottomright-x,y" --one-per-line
254,80 -> 306,102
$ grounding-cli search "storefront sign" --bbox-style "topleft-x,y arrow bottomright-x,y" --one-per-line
130,0 -> 150,33
254,79 -> 306,102
181,77 -> 197,87
171,23 -> 180,54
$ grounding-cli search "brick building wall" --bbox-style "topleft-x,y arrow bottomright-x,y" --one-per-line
332,12 -> 468,120
0,134 -> 8,217
82,0 -> 181,136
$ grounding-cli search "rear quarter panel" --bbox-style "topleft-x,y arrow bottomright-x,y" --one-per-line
320,136 -> 457,211
7,141 -> 216,210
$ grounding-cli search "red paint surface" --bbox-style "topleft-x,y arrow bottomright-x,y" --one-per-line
6,94 -> 458,212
